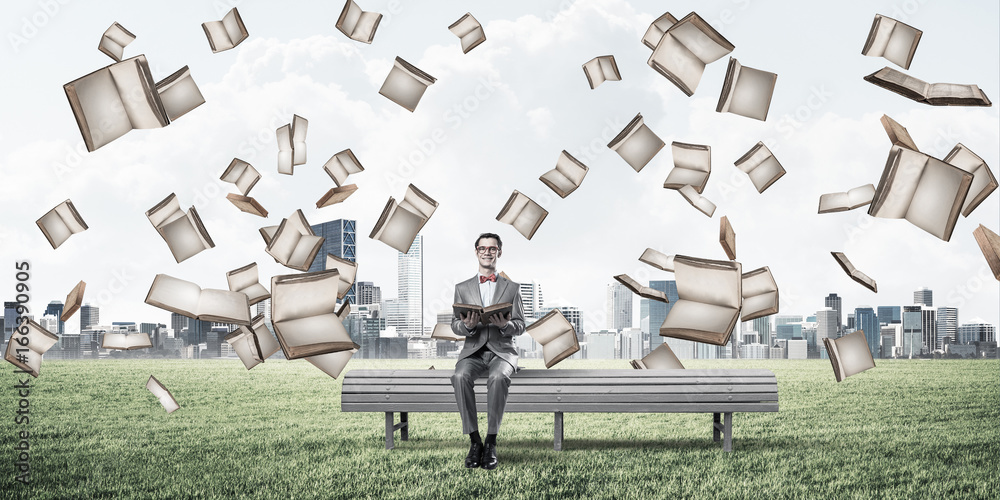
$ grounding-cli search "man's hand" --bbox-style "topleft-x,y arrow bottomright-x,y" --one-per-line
461,311 -> 480,330
488,312 -> 511,329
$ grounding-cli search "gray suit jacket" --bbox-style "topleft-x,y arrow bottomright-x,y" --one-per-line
451,274 -> 526,369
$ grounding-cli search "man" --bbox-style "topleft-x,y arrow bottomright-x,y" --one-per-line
450,232 -> 526,470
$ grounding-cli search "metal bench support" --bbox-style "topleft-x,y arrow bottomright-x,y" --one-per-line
384,411 -> 409,450
713,412 -> 733,452
554,412 -> 564,451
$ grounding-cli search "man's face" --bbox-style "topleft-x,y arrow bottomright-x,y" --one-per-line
476,237 -> 501,269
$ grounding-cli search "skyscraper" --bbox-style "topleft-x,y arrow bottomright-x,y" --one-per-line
824,294 -> 842,335
920,307 -> 937,353
80,304 -> 99,331
605,282 -> 633,331
308,219 -> 357,304
45,301 -> 65,335
647,281 -> 687,358
877,306 -> 901,325
751,316 -> 772,351
956,320 -> 996,344
936,307 -> 958,348
854,306 -> 879,357
518,281 -> 544,321
901,306 -> 922,358
3,302 -> 19,342
396,235 -> 423,337
355,282 -> 382,306
170,313 -> 188,337
816,307 -> 838,353
913,287 -> 933,307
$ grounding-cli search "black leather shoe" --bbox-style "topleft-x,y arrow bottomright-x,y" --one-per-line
482,443 -> 498,470
465,442 -> 483,468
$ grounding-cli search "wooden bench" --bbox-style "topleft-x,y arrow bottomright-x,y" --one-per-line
341,368 -> 778,452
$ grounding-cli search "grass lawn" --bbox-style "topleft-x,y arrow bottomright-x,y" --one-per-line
0,358 -> 997,499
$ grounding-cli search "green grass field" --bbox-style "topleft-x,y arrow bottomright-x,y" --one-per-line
0,358 -> 997,499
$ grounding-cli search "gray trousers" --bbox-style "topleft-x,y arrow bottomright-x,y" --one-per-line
451,349 -> 514,435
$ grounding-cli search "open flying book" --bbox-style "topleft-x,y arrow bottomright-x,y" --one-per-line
202,7 -> 248,53
431,323 -> 465,341
659,255 -> 742,346
868,147 -> 973,241
733,142 -> 785,193
379,57 -> 437,112
663,142 -> 711,193
496,190 -> 548,240
677,184 -> 717,217
972,225 -> 1000,281
719,216 -> 736,260
146,193 -> 215,263
864,67 -> 992,106
325,254 -> 358,300
370,184 -> 438,253
336,0 -> 382,44
4,320 -> 58,378
526,309 -> 580,368
317,185 -> 360,208
862,14 -> 921,69
144,274 -> 252,325
146,375 -> 179,413
323,149 -> 365,187
716,57 -> 777,121
831,252 -> 877,293
540,150 -> 589,198
582,55 -> 621,89
220,158 -> 260,195
448,12 -> 486,53
271,270 -> 359,360
453,303 -> 514,325
61,281 -> 86,322
276,114 -> 308,175
259,225 -> 278,246
102,332 -> 152,350
818,184 -> 876,213
942,143 -> 997,217
639,248 -> 675,272
647,12 -> 734,96
306,348 -> 357,379
824,330 -> 876,382
607,113 -> 664,172
226,263 -> 270,305
880,114 -> 919,151
741,266 -> 778,321
614,274 -> 668,302
266,209 -> 325,271
36,199 -> 88,249
630,343 -> 684,370
641,12 -> 678,50
225,314 -> 281,370
226,193 -> 268,218
98,22 -> 135,62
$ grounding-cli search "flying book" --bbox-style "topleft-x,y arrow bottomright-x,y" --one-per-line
259,225 -> 278,246
647,12 -> 734,96
659,255 -> 742,346
539,150 -> 589,198
379,57 -> 437,112
325,254 -> 358,300
733,142 -> 785,193
146,375 -> 179,413
677,184 -> 717,217
225,314 -> 281,370
831,252 -> 877,293
146,193 -> 215,263
663,142 -> 711,193
202,7 -> 248,53
641,12 -> 678,50
863,67 -> 992,106
323,149 -> 365,187
64,55 -> 205,151
98,22 -> 135,62
453,303 -> 514,326
226,193 -> 268,218
582,55 -> 621,89
226,263 -> 270,305
526,309 -> 580,368
824,330 -> 876,382
496,190 -> 548,240
638,248 -> 675,272
716,57 -> 777,121
448,12 -> 486,53
220,158 -> 261,195
336,0 -> 382,44
4,319 -> 58,378
101,332 -> 152,350
607,113 -> 664,172
613,274 -> 668,303
266,209 -> 325,271
943,143 -> 997,217
61,280 -> 86,322
271,269 -> 359,360
741,266 -> 778,321
862,14 -> 921,69
317,185 -> 360,208
36,199 -> 88,249
144,274 -> 252,325
306,348 -> 357,379
719,216 -> 736,260
431,323 -> 464,341
276,114 -> 308,175
880,114 -> 919,151
370,184 -> 438,253
818,184 -> 876,213
630,343 -> 684,370
972,225 -> 1000,281
868,148 -> 973,241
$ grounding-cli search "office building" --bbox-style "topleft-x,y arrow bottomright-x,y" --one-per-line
921,307 -> 937,353
752,316 -> 772,351
881,324 -> 900,358
621,328 -> 643,360
80,304 -> 99,331
913,287 -> 933,307
816,307 -> 838,351
647,281 -> 688,358
936,307 -> 958,348
901,306 -> 922,358
787,339 -> 807,359
519,281 -> 544,321
394,235 -> 423,337
355,282 -> 382,306
956,320 -> 996,345
605,282 -> 633,331
824,293 -> 842,335
44,301 -> 65,335
584,331 -> 617,359
3,302 -> 18,342
308,219 -> 357,303
854,306 -> 879,357
877,306 -> 901,325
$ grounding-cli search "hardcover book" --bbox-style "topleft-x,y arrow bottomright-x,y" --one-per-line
4,319 -> 58,378
861,14 -> 921,69
323,149 -> 365,187
630,343 -> 684,370
316,185 -> 360,208
276,114 -> 308,175
864,67 -> 992,106
379,57 -> 437,112
972,225 -> 1000,281
220,158 -> 261,195
496,190 -> 548,240
146,375 -> 180,413
98,22 -> 135,62
370,184 -> 438,253
336,0 -> 382,44
453,303 -> 514,326
824,330 -> 876,382
659,255 -> 742,346
614,274 -> 669,303
102,332 -> 153,350
448,12 -> 486,53
663,142 -> 711,193
271,270 -> 359,360
582,55 -> 621,89
831,252 -> 878,293
646,12 -> 734,96
431,323 -> 465,341
716,57 -> 777,121
145,193 -> 215,263
36,199 -> 88,249
677,184 -> 717,217
733,142 -> 785,193
641,12 -> 678,50
226,193 -> 268,218
607,113 -> 664,172
305,348 -> 357,379
741,266 -> 778,321
638,248 -> 675,272
880,114 -> 919,151
61,280 -> 86,321
226,263 -> 270,305
325,254 -> 358,300
818,184 -> 876,213
225,314 -> 281,370
202,7 -> 248,53
719,216 -> 736,260
526,309 -> 580,368
539,150 -> 589,198
144,274 -> 252,325
266,209 -> 325,271
942,143 -> 997,217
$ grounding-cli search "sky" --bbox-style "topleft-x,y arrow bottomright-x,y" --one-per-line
1,0 -> 997,335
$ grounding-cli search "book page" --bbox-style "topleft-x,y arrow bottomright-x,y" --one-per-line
863,16 -> 894,57
674,257 -> 741,308
678,184 -> 716,217
747,156 -> 785,193
222,8 -> 247,46
203,21 -> 235,51
157,213 -> 208,263
818,192 -> 851,213
146,193 -> 184,228
108,57 -> 164,129
36,209 -> 72,248
872,67 -> 929,97
227,263 -> 259,292
725,65 -> 777,121
848,184 -> 876,207
660,299 -> 739,337
288,234 -> 323,269
276,124 -> 293,174
155,67 -> 205,122
338,1 -> 361,34
540,170 -> 576,196
527,310 -> 572,345
642,343 -> 684,369
196,289 -> 251,323
609,118 -> 664,172
275,314 -> 351,347
268,222 -> 304,264
883,22 -> 919,69
904,157 -> 971,240
272,271 -> 340,322
305,349 -> 356,378
64,67 -> 131,150
648,33 -> 703,95
639,248 -> 674,272
582,58 -> 607,89
669,17 -> 733,64
353,12 -> 382,42
926,83 -> 981,100
145,274 -> 201,316
374,202 -> 425,253
555,150 -> 588,185
512,199 -> 546,239
871,149 -> 926,219
379,59 -> 435,111
400,184 -> 438,219
642,12 -> 678,50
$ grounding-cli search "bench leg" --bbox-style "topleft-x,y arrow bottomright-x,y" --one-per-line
723,412 -> 733,452
554,412 -> 564,451
400,412 -> 408,441
713,413 -> 722,442
385,412 -> 395,450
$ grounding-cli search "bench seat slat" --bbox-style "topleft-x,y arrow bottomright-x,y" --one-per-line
342,376 -> 776,386
342,393 -> 779,404
343,384 -> 778,395
344,369 -> 776,378
344,402 -> 779,413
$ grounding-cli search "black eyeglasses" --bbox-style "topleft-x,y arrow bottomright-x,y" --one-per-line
476,246 -> 500,254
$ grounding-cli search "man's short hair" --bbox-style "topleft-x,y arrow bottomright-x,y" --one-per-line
474,232 -> 502,249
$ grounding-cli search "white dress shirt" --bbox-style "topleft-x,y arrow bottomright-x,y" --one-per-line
478,272 -> 497,306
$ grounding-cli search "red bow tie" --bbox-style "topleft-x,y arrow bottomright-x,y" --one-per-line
480,274 -> 497,283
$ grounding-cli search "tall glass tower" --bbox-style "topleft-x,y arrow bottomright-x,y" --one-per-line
308,219 -> 357,304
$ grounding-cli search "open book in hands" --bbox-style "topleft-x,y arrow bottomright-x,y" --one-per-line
454,303 -> 513,327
